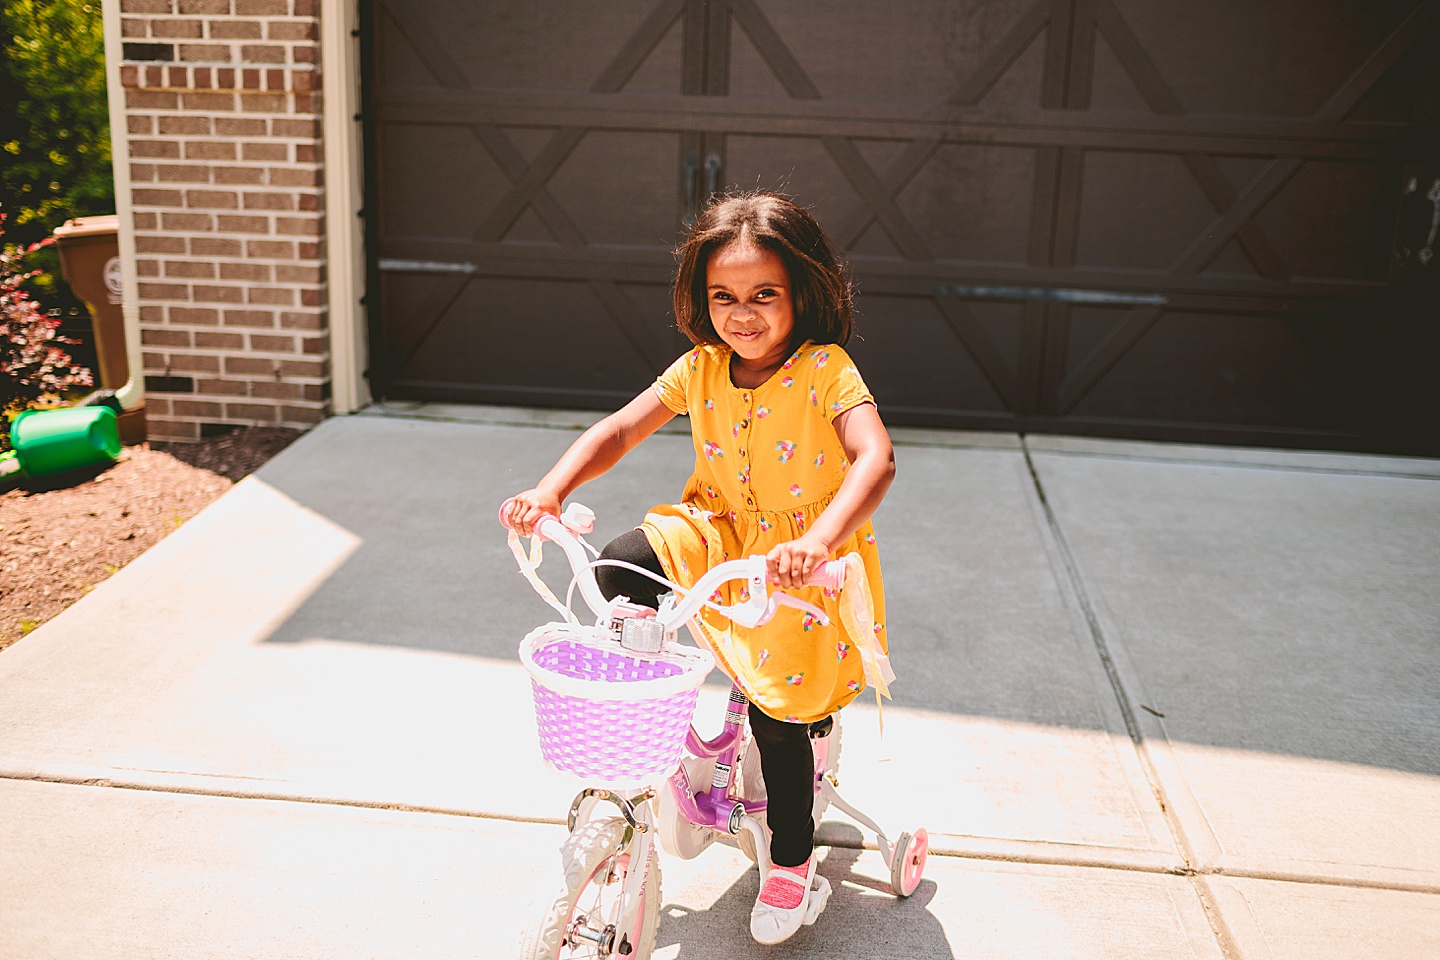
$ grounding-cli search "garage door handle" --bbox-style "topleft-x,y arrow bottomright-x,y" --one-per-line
704,153 -> 721,204
683,154 -> 699,226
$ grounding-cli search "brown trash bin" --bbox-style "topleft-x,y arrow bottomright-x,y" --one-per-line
52,215 -> 146,444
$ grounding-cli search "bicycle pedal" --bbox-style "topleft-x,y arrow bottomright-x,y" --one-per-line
802,875 -> 832,925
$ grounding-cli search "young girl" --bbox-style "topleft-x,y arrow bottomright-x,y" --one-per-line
506,192 -> 894,946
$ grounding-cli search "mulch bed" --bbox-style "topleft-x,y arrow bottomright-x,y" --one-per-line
0,426 -> 301,650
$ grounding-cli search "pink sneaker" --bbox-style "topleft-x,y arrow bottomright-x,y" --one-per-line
749,858 -> 833,945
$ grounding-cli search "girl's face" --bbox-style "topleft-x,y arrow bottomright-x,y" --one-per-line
705,242 -> 796,376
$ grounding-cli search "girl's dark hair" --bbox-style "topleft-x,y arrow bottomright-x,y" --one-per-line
673,192 -> 854,348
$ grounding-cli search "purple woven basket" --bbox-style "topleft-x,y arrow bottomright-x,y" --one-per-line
520,623 -> 715,787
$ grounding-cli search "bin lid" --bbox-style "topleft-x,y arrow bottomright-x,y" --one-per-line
53,214 -> 119,240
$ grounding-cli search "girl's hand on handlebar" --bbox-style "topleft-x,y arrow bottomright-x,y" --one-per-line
505,489 -> 561,538
766,534 -> 832,590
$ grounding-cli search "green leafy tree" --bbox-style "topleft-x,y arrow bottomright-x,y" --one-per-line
1,0 -> 112,374
1,0 -> 114,248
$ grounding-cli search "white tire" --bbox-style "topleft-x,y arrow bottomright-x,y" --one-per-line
519,817 -> 661,960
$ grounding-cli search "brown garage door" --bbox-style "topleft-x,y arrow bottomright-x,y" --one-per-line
364,0 -> 1438,451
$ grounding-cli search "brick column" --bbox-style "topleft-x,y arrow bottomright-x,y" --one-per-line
118,0 -> 329,441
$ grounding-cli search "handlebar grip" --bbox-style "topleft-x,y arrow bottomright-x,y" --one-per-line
498,498 -> 562,542
807,560 -> 847,590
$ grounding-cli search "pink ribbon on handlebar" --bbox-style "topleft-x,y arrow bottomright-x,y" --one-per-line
507,526 -> 579,625
832,552 -> 896,730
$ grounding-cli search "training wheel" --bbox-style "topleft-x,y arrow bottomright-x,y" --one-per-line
889,827 -> 928,897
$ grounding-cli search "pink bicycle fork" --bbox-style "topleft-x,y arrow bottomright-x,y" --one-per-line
668,684 -> 765,834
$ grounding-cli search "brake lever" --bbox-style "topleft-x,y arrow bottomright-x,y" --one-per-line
759,592 -> 830,628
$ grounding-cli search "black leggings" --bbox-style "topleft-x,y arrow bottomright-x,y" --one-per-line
598,529 -> 816,868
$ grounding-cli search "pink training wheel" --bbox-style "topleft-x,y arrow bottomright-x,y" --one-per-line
889,827 -> 928,898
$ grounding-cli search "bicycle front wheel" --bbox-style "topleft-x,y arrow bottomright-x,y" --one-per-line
519,816 -> 661,960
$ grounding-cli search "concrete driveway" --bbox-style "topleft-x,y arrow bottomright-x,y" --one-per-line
1,403 -> 1436,959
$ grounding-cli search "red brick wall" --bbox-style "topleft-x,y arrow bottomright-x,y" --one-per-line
118,0 -> 330,441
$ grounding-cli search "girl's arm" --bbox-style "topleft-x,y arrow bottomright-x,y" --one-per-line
507,390 -> 676,537
767,402 -> 895,588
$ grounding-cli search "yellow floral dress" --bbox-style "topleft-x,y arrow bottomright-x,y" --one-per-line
642,341 -> 888,724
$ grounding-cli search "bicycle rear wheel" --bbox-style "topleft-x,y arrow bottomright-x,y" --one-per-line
519,817 -> 661,960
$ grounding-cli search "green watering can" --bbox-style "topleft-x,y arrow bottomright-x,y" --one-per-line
0,406 -> 122,480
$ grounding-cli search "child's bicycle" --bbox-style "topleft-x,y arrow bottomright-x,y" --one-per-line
501,501 -> 929,959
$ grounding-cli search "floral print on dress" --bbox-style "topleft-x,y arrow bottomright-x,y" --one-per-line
646,341 -> 883,724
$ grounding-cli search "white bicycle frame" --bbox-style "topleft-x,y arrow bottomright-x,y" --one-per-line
509,503 -> 848,945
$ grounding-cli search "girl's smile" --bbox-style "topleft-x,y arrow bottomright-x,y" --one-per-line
706,243 -> 796,385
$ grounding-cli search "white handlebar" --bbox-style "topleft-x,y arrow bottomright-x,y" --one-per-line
500,500 -> 845,632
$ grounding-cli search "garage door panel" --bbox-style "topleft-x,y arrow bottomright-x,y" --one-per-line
400,278 -> 667,392
723,135 -> 857,222
894,144 -> 1037,264
1075,152 -> 1225,271
500,208 -> 558,245
375,4 -> 443,86
1251,160 -> 1404,282
848,295 -> 1015,415
379,125 -> 506,239
749,0 -> 1043,103
1066,310 -> 1341,428
545,131 -> 685,247
1087,29 -> 1154,113
1106,0 -> 1409,117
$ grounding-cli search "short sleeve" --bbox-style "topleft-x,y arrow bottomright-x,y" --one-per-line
815,347 -> 875,423
652,349 -> 698,415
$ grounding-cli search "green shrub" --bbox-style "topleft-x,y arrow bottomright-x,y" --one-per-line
1,213 -> 93,437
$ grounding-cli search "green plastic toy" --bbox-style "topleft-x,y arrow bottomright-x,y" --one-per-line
0,406 -> 122,480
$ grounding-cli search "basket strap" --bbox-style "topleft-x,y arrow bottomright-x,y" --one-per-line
508,527 -> 578,624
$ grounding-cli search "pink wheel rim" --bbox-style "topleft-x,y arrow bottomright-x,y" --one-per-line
901,828 -> 928,895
